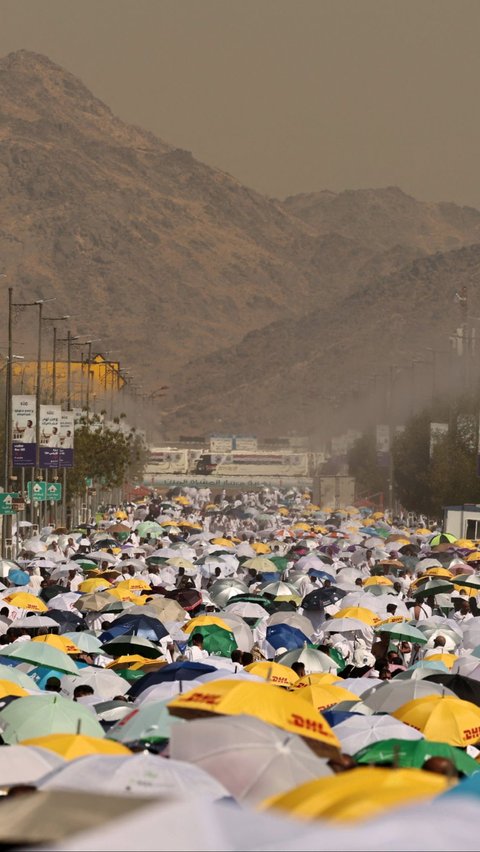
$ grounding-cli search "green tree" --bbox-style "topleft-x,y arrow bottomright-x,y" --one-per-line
67,416 -> 148,498
348,431 -> 386,500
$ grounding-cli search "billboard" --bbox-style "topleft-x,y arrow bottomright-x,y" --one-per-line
59,411 -> 75,468
429,422 -> 448,458
39,405 -> 61,468
12,395 -> 36,467
210,435 -> 234,453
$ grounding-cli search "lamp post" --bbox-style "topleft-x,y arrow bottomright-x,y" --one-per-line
42,315 -> 71,404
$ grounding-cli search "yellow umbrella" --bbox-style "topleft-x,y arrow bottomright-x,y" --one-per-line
251,542 -> 272,554
4,593 -> 47,612
466,551 -> 480,563
79,578 -> 112,594
333,606 -> 380,626
425,653 -> 458,670
415,528 -> 432,535
363,576 -> 393,587
424,567 -> 453,578
292,523 -> 311,532
105,655 -> 159,668
293,673 -> 342,688
393,695 -> 480,746
371,512 -> 384,520
296,683 -> 360,712
211,538 -> 235,548
21,734 -> 131,760
312,525 -> 328,534
32,635 -> 81,655
116,511 -> 128,520
183,615 -> 232,635
116,578 -> 151,592
0,680 -> 29,699
377,615 -> 410,625
168,679 -> 340,753
174,496 -> 191,505
455,538 -> 475,550
107,588 -> 144,604
278,508 -> 290,516
262,766 -> 449,822
243,661 -> 298,686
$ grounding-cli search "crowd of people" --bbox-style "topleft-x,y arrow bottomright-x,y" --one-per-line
0,487 -> 479,848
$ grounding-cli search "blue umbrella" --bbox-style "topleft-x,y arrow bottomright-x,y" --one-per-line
308,569 -> 335,581
99,613 -> 168,643
8,569 -> 30,586
128,660 -> 217,699
27,665 -> 68,689
322,709 -> 365,727
439,771 -> 480,801
266,623 -> 311,651
258,572 -> 279,583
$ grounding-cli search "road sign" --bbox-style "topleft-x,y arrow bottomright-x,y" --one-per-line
46,482 -> 62,502
27,481 -> 47,502
0,493 -> 18,515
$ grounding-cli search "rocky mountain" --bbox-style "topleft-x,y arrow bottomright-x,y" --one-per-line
283,187 -> 480,254
163,242 -> 480,438
2,50 -> 480,439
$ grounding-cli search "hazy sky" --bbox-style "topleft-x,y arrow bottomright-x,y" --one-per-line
2,0 -> 480,206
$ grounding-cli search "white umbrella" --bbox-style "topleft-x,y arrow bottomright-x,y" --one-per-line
170,713 -> 332,806
0,744 -> 64,787
362,678 -> 456,713
276,646 -> 338,674
38,753 -> 229,800
137,679 -> 204,706
267,611 -> 315,637
48,593 -> 82,612
333,714 -> 423,755
452,655 -> 480,680
88,552 -> 118,564
216,613 -> 253,652
60,667 -> 129,700
13,615 -> 59,629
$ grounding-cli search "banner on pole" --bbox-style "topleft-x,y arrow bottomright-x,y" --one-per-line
59,411 -> 74,468
376,425 -> 391,467
12,395 -> 36,467
39,405 -> 61,468
429,422 -> 448,458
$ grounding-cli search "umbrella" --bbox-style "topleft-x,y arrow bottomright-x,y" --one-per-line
0,694 -> 104,742
362,679 -> 456,713
61,667 -> 129,700
4,592 -> 47,612
266,623 -> 311,651
374,622 -> 428,644
0,663 -> 40,692
333,715 -> 423,754
354,738 -> 479,776
22,733 -> 130,760
46,610 -> 85,633
127,661 -> 217,699
136,522 -> 163,538
164,588 -> 202,612
392,694 -> 480,746
423,673 -> 480,706
101,636 -> 163,660
294,683 -> 360,712
263,766 -> 448,822
2,641 -> 79,674
261,581 -> 301,603
8,569 -> 30,586
168,679 -> 341,755
64,632 -> 103,654
100,614 -> 168,643
170,713 -> 332,806
429,533 -> 457,546
302,587 -> 347,609
277,646 -> 339,674
107,699 -> 184,744
208,578 -> 249,608
243,661 -> 298,686
138,598 -> 186,622
0,744 -> 64,788
74,592 -> 115,612
214,613 -> 253,652
452,655 -> 480,681
412,579 -> 454,598
38,753 -> 229,800
188,624 -> 237,658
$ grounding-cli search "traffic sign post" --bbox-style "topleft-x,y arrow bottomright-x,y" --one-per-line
46,483 -> 62,502
27,482 -> 47,502
0,493 -> 18,515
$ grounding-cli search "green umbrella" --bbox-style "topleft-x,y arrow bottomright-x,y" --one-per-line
190,624 -> 237,658
114,668 -> 147,684
0,663 -> 40,692
374,622 -> 428,644
108,699 -> 184,744
412,579 -> 454,598
429,533 -> 457,546
75,560 -> 98,570
267,556 -> 289,572
2,642 -> 79,675
137,522 -> 163,539
0,694 -> 104,743
354,738 -> 478,776
145,556 -> 169,566
64,632 -> 103,654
